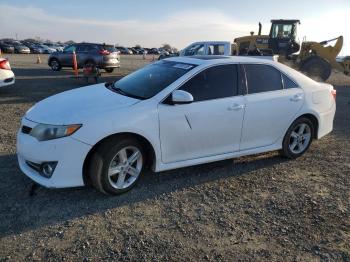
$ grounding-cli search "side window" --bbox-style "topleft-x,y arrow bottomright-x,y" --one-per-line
76,45 -> 86,53
185,44 -> 205,56
208,44 -> 225,55
63,45 -> 76,52
245,64 -> 282,94
282,74 -> 298,88
84,45 -> 97,53
180,65 -> 238,102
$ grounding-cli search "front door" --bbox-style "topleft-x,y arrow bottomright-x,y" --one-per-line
60,45 -> 76,66
158,64 -> 245,163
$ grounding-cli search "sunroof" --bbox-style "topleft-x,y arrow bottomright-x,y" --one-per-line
189,55 -> 230,60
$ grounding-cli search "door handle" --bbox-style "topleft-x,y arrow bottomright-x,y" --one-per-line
290,93 -> 303,102
228,104 -> 245,111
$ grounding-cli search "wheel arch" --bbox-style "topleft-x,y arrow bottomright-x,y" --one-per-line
82,132 -> 157,186
294,113 -> 319,139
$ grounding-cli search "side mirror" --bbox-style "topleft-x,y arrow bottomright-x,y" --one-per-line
171,90 -> 193,105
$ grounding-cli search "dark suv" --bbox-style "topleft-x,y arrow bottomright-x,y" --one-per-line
48,43 -> 120,73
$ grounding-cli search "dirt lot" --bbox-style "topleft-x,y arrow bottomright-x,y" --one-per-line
0,54 -> 350,261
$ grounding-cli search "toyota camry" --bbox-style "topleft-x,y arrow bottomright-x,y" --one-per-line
17,56 -> 336,195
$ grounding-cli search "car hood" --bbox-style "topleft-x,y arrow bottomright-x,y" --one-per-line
25,83 -> 140,125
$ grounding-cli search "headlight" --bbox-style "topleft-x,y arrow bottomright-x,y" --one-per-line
30,124 -> 82,141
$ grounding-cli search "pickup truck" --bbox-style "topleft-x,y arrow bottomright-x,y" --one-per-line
159,41 -> 278,61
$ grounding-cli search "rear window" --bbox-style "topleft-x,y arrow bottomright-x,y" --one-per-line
113,60 -> 196,99
282,74 -> 298,88
102,45 -> 117,52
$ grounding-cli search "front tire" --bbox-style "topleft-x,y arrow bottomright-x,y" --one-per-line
89,137 -> 145,195
282,117 -> 314,159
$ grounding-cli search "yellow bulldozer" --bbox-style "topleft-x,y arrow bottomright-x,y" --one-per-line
233,19 -> 350,81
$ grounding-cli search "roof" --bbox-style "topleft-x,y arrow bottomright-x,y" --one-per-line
164,55 -> 278,66
165,55 -> 317,87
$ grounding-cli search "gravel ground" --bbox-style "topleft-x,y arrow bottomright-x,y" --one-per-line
0,54 -> 350,261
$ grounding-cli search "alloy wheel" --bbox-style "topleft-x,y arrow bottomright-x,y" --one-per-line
288,123 -> 312,154
107,146 -> 143,189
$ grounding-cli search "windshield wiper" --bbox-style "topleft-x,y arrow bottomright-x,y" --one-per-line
111,82 -> 146,100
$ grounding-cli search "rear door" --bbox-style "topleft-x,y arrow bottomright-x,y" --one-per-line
158,64 -> 245,163
240,64 -> 303,150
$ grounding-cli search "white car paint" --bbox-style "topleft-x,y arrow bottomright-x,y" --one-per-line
17,56 -> 336,189
0,58 -> 15,87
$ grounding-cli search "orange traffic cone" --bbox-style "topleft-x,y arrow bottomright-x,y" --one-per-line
152,54 -> 155,61
36,55 -> 41,64
0,49 -> 2,58
72,51 -> 78,77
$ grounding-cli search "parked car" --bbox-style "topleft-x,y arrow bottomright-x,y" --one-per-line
17,56 -> 336,195
128,48 -> 138,54
0,42 -> 15,53
45,43 -> 64,52
116,47 -> 133,55
148,48 -> 160,55
48,43 -> 120,73
36,44 -> 56,54
11,42 -> 30,54
24,43 -> 44,54
134,47 -> 147,54
0,58 -> 15,87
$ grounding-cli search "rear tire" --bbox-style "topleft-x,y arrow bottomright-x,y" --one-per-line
105,68 -> 114,73
282,117 -> 314,159
49,59 -> 61,71
89,137 -> 145,195
299,56 -> 331,81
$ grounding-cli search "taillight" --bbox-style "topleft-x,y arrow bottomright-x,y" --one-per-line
99,49 -> 110,55
0,59 -> 11,70
331,89 -> 336,100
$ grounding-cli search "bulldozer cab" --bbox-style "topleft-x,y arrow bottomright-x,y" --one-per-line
269,19 -> 300,57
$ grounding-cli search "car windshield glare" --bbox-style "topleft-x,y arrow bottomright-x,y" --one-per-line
113,60 -> 196,99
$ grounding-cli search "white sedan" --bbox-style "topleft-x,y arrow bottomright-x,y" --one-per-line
17,56 -> 336,195
0,58 -> 15,87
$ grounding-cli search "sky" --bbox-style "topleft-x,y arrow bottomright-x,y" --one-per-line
0,0 -> 349,54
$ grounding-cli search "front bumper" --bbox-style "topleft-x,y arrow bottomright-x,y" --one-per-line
0,70 -> 15,87
17,118 -> 92,188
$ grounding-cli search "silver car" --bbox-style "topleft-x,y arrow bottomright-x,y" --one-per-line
48,43 -> 120,73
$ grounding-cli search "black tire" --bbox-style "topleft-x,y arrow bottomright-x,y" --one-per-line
84,60 -> 96,68
105,68 -> 114,73
282,117 -> 314,159
49,59 -> 61,71
299,56 -> 332,81
88,137 -> 145,195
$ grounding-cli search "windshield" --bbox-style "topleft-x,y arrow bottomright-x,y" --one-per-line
113,60 -> 196,99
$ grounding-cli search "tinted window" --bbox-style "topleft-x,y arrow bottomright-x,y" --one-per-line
245,64 -> 282,94
282,74 -> 298,88
63,45 -> 76,52
180,65 -> 238,102
76,45 -> 86,52
102,45 -> 117,53
113,61 -> 196,99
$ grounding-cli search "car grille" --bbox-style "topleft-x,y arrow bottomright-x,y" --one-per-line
21,125 -> 32,134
